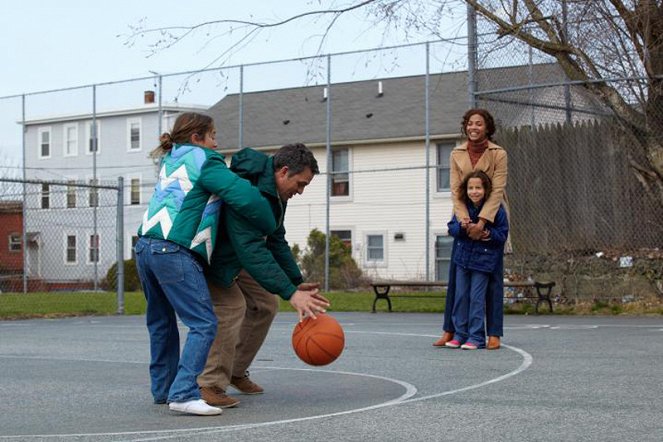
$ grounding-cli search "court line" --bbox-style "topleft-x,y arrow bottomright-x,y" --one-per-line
0,368 -> 415,441
123,342 -> 533,442
0,332 -> 532,441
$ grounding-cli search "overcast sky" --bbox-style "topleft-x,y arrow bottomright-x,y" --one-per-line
0,0 -> 467,164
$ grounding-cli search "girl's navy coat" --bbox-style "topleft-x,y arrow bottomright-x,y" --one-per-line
448,202 -> 509,273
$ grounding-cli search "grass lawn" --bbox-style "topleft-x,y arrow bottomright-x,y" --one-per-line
1,290 -> 660,320
0,290 -> 446,320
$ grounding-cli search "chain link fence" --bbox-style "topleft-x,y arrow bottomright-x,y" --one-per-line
0,177 -> 125,313
1,28 -> 661,315
475,21 -> 663,303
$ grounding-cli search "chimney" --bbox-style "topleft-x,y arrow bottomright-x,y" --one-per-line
144,90 -> 156,104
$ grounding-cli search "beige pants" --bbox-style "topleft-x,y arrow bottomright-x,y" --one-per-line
197,269 -> 279,389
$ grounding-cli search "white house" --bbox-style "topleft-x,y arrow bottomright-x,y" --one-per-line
22,92 -> 205,286
209,64 -> 599,282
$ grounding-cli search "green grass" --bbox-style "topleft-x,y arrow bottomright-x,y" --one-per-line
278,291 -> 446,313
0,292 -> 147,320
1,290 -> 661,320
0,290 -> 446,319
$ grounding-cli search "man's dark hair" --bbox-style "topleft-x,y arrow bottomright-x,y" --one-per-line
273,143 -> 319,175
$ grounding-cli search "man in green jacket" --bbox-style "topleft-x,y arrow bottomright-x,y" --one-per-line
198,143 -> 329,408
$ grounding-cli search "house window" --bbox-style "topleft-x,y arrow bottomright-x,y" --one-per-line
86,120 -> 100,154
331,230 -> 352,252
131,235 -> 139,260
436,142 -> 454,191
88,178 -> 99,207
435,235 -> 454,281
127,118 -> 141,151
63,124 -> 78,157
130,178 -> 141,205
331,148 -> 350,196
66,180 -> 77,208
88,234 -> 100,263
38,127 -> 51,158
8,234 -> 21,252
41,183 -> 50,209
366,234 -> 384,262
66,235 -> 77,263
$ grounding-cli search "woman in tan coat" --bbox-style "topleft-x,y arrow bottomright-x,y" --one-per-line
433,108 -> 508,350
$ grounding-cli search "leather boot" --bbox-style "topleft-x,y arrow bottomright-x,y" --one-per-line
487,336 -> 501,350
432,331 -> 454,347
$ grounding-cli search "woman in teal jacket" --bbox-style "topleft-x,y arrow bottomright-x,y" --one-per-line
135,112 -> 275,416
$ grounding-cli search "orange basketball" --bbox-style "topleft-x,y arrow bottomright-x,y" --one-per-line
292,313 -> 345,366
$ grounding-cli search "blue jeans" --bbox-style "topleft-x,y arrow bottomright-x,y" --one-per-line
135,237 -> 217,404
451,265 -> 488,346
443,247 -> 504,337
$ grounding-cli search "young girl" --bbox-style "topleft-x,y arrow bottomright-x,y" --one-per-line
135,112 -> 275,415
445,171 -> 508,350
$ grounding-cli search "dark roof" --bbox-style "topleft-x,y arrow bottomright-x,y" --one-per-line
209,71 -> 469,149
209,63 -> 598,150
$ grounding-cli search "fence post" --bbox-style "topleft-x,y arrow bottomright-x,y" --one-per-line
324,54 -> 332,292
467,3 -> 478,108
116,177 -> 125,314
21,94 -> 27,293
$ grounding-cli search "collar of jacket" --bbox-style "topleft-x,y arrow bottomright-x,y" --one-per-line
230,147 -> 278,199
454,140 -> 501,151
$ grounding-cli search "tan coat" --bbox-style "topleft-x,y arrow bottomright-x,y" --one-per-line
450,140 -> 508,223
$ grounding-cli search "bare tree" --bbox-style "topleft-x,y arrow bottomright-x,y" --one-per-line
125,0 -> 663,194
462,0 -> 663,196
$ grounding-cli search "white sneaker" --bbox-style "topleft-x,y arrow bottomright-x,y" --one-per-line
169,399 -> 222,416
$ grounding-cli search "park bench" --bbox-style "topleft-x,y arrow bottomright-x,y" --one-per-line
370,279 -> 555,314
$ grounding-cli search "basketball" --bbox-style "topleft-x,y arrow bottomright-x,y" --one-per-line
292,313 -> 345,366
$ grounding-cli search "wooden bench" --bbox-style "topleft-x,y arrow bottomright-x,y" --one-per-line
370,279 -> 555,314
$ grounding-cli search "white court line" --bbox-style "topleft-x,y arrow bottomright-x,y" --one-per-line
0,332 -> 532,441
549,325 -> 599,330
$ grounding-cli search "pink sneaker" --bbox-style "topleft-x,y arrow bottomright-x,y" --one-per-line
445,339 -> 461,349
461,342 -> 478,350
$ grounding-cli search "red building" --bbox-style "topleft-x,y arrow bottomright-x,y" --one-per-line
0,201 -> 23,290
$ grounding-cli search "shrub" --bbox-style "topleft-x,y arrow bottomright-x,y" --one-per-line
102,259 -> 141,291
295,229 -> 365,290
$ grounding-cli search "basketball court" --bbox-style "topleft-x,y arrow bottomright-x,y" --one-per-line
1,313 -> 662,441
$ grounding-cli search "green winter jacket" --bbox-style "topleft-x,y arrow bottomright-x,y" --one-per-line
138,143 -> 276,263
207,148 -> 304,299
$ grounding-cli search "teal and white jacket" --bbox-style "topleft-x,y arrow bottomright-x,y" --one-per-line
138,143 -> 276,263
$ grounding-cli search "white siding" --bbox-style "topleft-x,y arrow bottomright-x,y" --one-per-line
285,140 -> 456,281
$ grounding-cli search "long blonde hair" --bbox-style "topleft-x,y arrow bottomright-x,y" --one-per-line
149,112 -> 215,159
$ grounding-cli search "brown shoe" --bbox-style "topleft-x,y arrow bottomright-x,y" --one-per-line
432,331 -> 454,347
230,373 -> 264,395
487,336 -> 501,350
199,386 -> 240,408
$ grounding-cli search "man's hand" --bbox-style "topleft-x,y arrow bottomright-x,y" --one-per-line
298,282 -> 321,291
290,285 -> 330,322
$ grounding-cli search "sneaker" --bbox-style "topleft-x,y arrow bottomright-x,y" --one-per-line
168,399 -> 222,416
230,373 -> 264,395
461,342 -> 478,350
445,339 -> 461,349
200,386 -> 240,408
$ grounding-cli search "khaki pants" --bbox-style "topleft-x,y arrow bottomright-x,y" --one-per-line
197,269 -> 279,389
